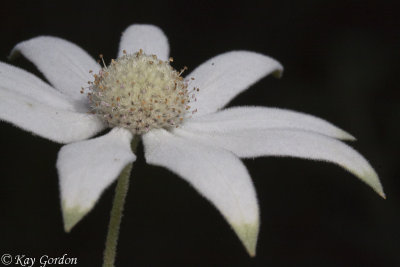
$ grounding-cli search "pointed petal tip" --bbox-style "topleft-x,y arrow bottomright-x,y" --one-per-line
359,170 -> 385,199
375,183 -> 386,199
62,202 -> 90,233
8,42 -> 24,61
7,49 -> 19,61
340,130 -> 357,141
272,68 -> 284,79
8,41 -> 28,61
374,187 -> 386,200
232,221 -> 259,257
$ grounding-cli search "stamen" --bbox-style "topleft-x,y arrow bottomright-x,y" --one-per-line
99,54 -> 107,68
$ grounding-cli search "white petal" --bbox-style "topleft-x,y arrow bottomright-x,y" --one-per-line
0,61 -> 80,111
143,129 -> 259,256
10,36 -> 100,105
118,24 -> 169,61
184,106 -> 355,140
57,128 -> 136,232
187,51 -> 283,117
0,87 -> 105,143
175,128 -> 385,198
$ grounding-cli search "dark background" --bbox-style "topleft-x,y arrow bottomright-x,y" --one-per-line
0,0 -> 399,266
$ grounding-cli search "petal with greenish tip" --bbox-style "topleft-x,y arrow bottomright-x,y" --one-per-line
232,221 -> 260,257
118,24 -> 170,61
62,202 -> 91,233
187,51 -> 283,117
175,128 -> 385,198
183,106 -> 355,141
143,129 -> 259,256
57,128 -> 136,232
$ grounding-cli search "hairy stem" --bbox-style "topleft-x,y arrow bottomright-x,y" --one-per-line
102,136 -> 140,267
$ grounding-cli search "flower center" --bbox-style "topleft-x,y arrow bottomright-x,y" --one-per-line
87,50 -> 195,134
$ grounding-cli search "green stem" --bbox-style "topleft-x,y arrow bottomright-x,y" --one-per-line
102,136 -> 140,267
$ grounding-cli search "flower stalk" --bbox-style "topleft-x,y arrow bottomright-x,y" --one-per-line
103,136 -> 140,267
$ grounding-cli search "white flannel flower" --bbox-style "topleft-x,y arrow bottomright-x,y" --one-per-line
0,24 -> 384,256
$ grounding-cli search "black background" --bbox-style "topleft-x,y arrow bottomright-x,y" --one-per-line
0,0 -> 399,266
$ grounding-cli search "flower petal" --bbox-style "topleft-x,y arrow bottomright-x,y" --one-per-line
0,61 -> 81,111
57,128 -> 136,232
0,87 -> 105,144
175,128 -> 385,198
187,51 -> 283,117
118,24 -> 169,61
184,106 -> 355,140
143,129 -> 259,256
10,36 -> 100,105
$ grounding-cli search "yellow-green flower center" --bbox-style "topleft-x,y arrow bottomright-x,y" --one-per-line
87,50 -> 194,134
